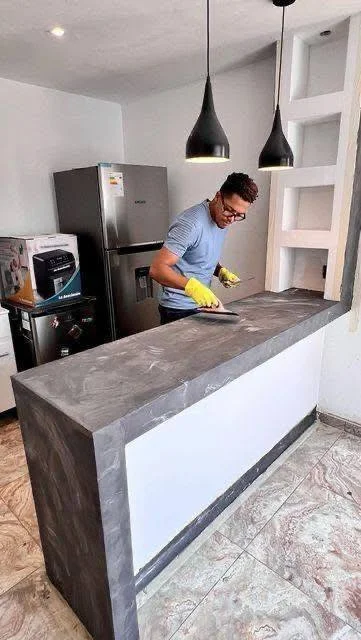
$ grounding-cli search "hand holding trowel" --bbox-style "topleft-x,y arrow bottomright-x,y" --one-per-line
183,277 -> 237,317
196,272 -> 255,318
184,270 -> 255,318
196,301 -> 239,318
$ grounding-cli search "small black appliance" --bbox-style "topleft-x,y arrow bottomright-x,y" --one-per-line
33,249 -> 76,299
3,297 -> 97,371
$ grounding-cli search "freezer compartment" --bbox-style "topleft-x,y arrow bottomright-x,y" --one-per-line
99,164 -> 169,249
108,248 -> 162,338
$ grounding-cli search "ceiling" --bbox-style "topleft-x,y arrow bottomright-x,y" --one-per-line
1,0 -> 361,103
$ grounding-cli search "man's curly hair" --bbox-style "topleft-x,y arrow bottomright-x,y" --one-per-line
220,172 -> 258,204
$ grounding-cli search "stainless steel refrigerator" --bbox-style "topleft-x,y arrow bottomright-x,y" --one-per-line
54,163 -> 169,342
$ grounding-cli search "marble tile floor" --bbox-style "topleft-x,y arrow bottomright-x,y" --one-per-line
0,417 -> 360,639
0,418 -> 91,639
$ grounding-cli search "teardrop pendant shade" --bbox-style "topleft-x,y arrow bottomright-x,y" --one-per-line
186,76 -> 230,163
259,105 -> 294,171
272,0 -> 296,6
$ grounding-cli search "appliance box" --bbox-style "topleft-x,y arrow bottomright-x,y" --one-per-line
0,234 -> 82,307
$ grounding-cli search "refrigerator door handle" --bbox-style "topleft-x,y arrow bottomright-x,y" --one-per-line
111,242 -> 164,256
104,251 -> 117,342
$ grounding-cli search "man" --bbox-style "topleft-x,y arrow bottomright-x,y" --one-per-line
150,172 -> 259,325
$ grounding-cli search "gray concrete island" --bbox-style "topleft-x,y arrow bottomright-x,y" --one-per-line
12,289 -> 346,640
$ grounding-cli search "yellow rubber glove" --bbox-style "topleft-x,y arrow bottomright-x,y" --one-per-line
218,267 -> 241,288
185,278 -> 219,308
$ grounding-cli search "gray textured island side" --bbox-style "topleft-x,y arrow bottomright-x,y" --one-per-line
12,289 -> 347,640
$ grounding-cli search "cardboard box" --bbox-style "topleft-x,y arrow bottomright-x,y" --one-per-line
0,234 -> 82,307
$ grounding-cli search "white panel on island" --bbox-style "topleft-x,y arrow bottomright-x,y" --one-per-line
126,329 -> 325,574
0,306 -> 17,412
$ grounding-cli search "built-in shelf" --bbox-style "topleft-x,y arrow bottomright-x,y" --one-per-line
266,15 -> 361,300
280,166 -> 336,189
290,24 -> 348,101
279,247 -> 328,293
285,93 -> 344,123
289,114 -> 341,169
281,230 -> 331,249
282,185 -> 334,232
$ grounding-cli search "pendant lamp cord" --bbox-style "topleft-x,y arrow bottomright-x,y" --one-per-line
277,6 -> 285,107
207,0 -> 210,78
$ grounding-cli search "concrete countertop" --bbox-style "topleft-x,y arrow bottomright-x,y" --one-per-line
13,288 -> 346,443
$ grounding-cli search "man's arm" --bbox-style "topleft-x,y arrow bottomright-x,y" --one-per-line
150,215 -> 220,308
150,247 -> 220,308
149,247 -> 188,290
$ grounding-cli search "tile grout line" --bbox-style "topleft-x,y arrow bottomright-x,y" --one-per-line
0,566 -> 42,601
238,430 -> 345,553
0,427 -> 42,548
211,434 -> 341,560
215,530 -> 246,552
0,472 -> 29,488
0,493 -> 43,550
242,430 -> 361,634
137,439 -> 312,611
305,430 -> 361,515
0,467 -> 30,490
2,422 -> 355,635
316,482 -> 361,513
137,422 -> 335,609
202,425 -> 338,554
244,549 -> 358,634
139,425 -> 343,613
304,429 -> 361,509
167,550 -> 244,640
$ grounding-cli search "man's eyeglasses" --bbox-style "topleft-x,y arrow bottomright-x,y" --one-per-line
221,196 -> 246,221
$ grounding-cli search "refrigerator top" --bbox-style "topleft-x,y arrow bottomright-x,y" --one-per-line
98,163 -> 169,249
98,162 -> 167,169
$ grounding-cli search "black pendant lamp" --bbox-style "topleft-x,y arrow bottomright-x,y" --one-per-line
186,0 -> 230,163
259,0 -> 295,171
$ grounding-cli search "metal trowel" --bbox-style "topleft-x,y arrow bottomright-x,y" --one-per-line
195,302 -> 239,319
194,276 -> 255,320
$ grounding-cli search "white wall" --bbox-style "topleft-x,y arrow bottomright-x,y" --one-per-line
292,248 -> 328,292
126,328 -> 325,573
0,78 -> 124,236
299,118 -> 340,169
306,36 -> 347,98
123,57 -> 275,303
292,34 -> 348,101
318,244 -> 361,423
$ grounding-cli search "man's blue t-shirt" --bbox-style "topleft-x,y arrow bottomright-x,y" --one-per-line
159,200 -> 227,310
